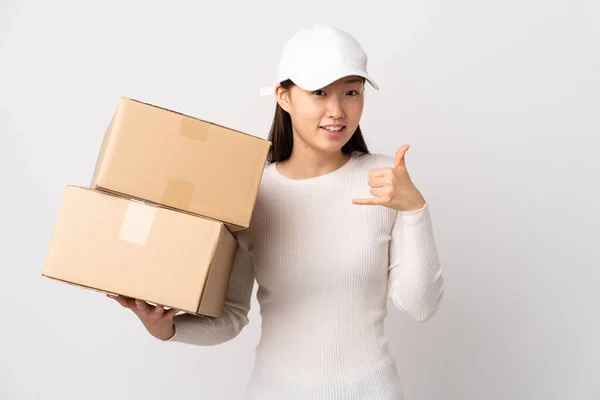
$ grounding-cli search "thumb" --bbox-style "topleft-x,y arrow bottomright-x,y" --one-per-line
394,145 -> 410,169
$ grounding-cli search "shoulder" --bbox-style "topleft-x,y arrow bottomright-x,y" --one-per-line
260,161 -> 277,185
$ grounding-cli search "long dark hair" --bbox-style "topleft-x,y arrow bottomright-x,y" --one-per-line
266,79 -> 370,164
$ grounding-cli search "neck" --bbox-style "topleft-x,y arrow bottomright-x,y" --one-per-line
276,145 -> 351,180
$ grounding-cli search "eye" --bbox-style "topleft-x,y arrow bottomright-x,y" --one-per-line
313,90 -> 326,96
347,90 -> 360,96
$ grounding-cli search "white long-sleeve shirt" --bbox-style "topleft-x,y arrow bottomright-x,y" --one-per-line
168,152 -> 445,400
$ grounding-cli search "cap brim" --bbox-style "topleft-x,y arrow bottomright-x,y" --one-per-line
289,64 -> 379,92
259,65 -> 379,97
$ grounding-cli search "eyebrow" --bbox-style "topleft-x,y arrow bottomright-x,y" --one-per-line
345,78 -> 363,84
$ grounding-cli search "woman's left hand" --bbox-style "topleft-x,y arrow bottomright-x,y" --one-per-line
352,145 -> 426,212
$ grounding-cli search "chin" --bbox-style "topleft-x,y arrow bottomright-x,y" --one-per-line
322,134 -> 351,149
317,141 -> 349,154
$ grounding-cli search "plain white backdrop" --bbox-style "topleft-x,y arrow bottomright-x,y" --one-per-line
1,0 -> 598,399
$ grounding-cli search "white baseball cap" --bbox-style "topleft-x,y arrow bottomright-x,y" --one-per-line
259,25 -> 379,96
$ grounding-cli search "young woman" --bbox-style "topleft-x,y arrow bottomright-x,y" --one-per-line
110,25 -> 445,400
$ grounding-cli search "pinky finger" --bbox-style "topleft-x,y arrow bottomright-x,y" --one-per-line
352,198 -> 382,206
164,308 -> 180,319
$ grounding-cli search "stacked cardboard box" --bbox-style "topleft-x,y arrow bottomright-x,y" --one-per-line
42,97 -> 270,317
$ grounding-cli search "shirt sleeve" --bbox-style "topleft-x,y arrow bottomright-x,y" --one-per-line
388,201 -> 445,322
166,230 -> 255,345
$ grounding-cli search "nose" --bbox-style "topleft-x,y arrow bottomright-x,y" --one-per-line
326,96 -> 344,119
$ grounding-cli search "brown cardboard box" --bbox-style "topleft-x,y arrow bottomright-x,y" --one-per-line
42,185 -> 237,317
91,97 -> 270,231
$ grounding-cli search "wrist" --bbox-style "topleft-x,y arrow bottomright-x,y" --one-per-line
151,322 -> 176,341
402,197 -> 426,212
405,203 -> 425,212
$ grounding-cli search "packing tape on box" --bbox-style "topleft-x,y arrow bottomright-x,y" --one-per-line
118,201 -> 157,246
179,115 -> 209,141
161,178 -> 195,211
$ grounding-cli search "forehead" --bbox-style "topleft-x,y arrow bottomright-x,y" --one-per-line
323,76 -> 364,89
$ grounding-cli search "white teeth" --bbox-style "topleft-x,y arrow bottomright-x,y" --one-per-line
323,126 -> 343,132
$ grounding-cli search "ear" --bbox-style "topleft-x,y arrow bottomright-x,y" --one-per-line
276,84 -> 292,113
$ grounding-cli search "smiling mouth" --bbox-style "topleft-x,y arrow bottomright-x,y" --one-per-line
320,125 -> 346,134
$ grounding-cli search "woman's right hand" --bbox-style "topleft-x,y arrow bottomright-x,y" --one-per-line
107,294 -> 179,340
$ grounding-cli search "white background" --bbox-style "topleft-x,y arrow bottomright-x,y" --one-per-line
1,0 -> 598,399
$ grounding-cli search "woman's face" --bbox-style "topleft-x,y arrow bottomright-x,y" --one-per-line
277,76 -> 365,155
